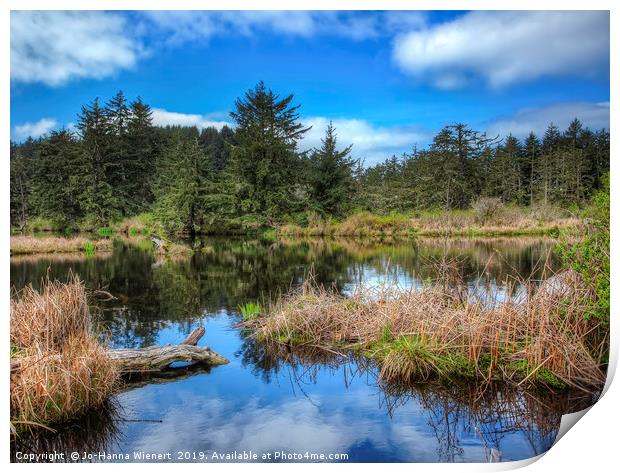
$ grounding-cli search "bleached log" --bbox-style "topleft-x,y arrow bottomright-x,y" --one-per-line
108,327 -> 227,373
107,344 -> 228,373
11,327 -> 228,375
181,326 -> 206,346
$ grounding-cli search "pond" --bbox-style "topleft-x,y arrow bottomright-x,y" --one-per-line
10,237 -> 596,463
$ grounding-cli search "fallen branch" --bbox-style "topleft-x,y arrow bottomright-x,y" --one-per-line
181,326 -> 205,346
107,327 -> 228,374
11,327 -> 228,375
108,344 -> 228,373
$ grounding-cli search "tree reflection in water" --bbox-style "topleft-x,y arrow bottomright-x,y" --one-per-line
11,236 -> 560,350
238,340 -> 596,463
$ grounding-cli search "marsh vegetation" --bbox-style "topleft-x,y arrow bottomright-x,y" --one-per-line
10,276 -> 119,433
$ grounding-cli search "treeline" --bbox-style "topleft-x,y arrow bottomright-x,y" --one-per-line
357,122 -> 610,214
10,82 -> 610,236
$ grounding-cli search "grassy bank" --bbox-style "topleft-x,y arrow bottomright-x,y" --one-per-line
16,203 -> 583,241
242,271 -> 607,392
10,276 -> 119,434
10,236 -> 113,255
279,207 -> 582,239
10,233 -> 193,259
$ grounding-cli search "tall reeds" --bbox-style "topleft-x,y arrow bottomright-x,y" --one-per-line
245,269 -> 607,392
10,275 -> 118,433
278,209 -> 582,239
10,236 -> 113,255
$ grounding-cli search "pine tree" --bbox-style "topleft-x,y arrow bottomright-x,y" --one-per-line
152,132 -> 214,236
229,81 -> 311,220
540,124 -> 561,205
491,135 -> 522,203
10,145 -> 34,229
199,125 -> 235,172
104,91 -> 132,214
428,128 -> 464,210
524,132 -> 540,205
75,97 -> 118,224
31,130 -> 84,226
563,118 -> 586,202
307,122 -> 356,216
126,97 -> 156,210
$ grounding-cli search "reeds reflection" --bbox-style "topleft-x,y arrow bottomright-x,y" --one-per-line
11,401 -> 123,463
238,338 -> 597,462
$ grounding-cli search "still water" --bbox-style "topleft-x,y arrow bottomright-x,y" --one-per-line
10,237 -> 594,462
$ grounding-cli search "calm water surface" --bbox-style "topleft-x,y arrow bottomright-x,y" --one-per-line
10,237 -> 594,462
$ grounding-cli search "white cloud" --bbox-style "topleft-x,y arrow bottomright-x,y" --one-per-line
141,11 -> 427,44
393,11 -> 609,89
151,108 -> 231,130
11,11 -> 142,86
152,108 -> 427,164
485,101 -> 610,138
13,118 -> 58,140
301,117 -> 429,164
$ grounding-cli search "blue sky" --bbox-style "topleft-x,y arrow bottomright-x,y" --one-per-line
10,10 -> 610,164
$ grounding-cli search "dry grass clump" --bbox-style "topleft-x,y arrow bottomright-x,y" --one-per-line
114,213 -> 161,237
247,270 -> 606,392
413,210 -> 579,237
10,276 -> 118,433
10,236 -> 113,255
471,197 -> 505,224
161,241 -> 194,258
334,212 -> 413,237
10,253 -> 113,265
279,212 -> 414,238
278,209 -> 581,239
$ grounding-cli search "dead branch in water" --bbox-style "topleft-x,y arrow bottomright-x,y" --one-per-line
11,327 -> 227,375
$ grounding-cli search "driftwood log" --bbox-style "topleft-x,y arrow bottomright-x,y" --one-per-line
109,344 -> 228,373
108,326 -> 228,374
10,327 -> 228,375
181,326 -> 205,345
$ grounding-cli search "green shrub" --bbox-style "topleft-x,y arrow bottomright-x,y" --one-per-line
558,173 -> 609,323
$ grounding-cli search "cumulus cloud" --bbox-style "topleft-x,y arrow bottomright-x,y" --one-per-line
117,380 -> 472,461
13,11 -> 424,87
301,117 -> 429,164
150,108 -> 428,164
141,10 -> 427,44
151,108 -> 231,130
11,11 -> 142,86
13,118 -> 58,140
393,11 -> 609,89
485,101 -> 610,138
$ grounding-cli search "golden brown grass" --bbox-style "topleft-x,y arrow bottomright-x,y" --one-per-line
279,209 -> 583,239
10,276 -> 119,433
245,269 -> 607,392
114,213 -> 162,237
161,241 -> 194,258
10,253 -> 113,265
10,236 -> 113,255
